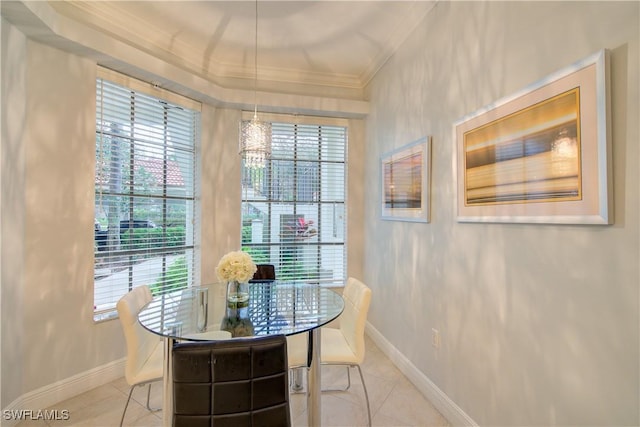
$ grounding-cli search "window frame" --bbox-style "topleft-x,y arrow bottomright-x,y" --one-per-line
93,68 -> 201,322
240,113 -> 348,286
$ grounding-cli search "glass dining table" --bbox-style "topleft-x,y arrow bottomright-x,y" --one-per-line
138,281 -> 345,426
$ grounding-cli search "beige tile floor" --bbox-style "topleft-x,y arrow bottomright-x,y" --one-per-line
17,336 -> 449,427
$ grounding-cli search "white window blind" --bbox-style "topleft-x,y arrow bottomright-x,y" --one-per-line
94,76 -> 200,321
241,121 -> 347,285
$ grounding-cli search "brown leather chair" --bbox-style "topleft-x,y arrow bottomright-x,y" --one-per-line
249,264 -> 276,282
172,335 -> 291,427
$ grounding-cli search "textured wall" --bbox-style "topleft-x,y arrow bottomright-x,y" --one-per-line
364,1 -> 639,425
1,17 -> 28,409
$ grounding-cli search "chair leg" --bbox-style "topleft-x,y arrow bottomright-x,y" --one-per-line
290,367 -> 305,392
355,365 -> 372,427
322,365 -> 352,392
145,383 -> 161,412
120,387 -> 135,427
319,364 -> 371,426
121,382 -> 161,426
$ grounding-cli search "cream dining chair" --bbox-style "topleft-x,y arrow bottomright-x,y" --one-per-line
116,285 -> 164,427
287,277 -> 373,426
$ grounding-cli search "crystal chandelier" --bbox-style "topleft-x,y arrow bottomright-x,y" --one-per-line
240,112 -> 271,168
239,0 -> 271,169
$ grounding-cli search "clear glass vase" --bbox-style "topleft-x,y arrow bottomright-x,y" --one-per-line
225,280 -> 249,308
221,280 -> 253,337
220,305 -> 254,337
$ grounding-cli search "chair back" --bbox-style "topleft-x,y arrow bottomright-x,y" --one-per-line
116,285 -> 160,385
249,264 -> 276,282
172,335 -> 291,427
340,277 -> 372,364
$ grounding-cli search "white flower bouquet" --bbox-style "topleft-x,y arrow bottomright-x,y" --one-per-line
216,251 -> 257,283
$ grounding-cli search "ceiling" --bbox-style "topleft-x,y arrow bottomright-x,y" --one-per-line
2,1 -> 437,114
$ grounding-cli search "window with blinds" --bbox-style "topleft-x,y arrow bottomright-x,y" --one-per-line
94,76 -> 200,321
241,122 -> 346,286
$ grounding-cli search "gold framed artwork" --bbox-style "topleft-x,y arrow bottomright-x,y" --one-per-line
381,137 -> 431,222
454,49 -> 612,224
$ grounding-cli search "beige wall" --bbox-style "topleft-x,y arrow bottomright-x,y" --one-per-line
1,33 -> 126,407
1,17 -> 28,409
200,106 -> 243,283
364,1 -> 639,425
0,19 -> 365,408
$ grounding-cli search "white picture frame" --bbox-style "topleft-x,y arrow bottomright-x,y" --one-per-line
454,49 -> 612,224
381,137 -> 431,222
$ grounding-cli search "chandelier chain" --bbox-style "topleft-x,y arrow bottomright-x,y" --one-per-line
239,0 -> 271,169
253,0 -> 258,116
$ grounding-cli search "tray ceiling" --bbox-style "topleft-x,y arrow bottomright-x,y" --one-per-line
48,1 -> 437,91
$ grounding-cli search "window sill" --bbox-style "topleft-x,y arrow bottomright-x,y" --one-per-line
93,310 -> 118,323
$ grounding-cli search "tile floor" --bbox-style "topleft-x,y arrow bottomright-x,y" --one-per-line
17,336 -> 449,427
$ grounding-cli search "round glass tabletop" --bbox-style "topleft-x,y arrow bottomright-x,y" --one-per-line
138,281 -> 345,340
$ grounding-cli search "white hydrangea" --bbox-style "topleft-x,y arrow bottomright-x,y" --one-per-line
215,251 -> 257,283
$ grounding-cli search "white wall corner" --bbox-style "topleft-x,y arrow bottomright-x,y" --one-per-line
365,323 -> 478,427
1,358 -> 126,426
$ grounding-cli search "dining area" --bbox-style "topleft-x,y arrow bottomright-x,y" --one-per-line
116,251 -> 375,427
33,333 -> 447,427
3,1 -> 637,426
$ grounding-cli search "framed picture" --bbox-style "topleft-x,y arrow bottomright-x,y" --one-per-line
454,49 -> 612,224
381,137 -> 431,222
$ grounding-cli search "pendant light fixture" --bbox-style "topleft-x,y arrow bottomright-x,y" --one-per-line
239,0 -> 271,168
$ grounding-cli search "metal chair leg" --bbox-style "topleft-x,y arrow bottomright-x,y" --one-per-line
355,365 -> 372,427
121,382 -> 161,426
119,387 -> 135,427
322,365 -> 352,392
318,364 -> 371,426
145,383 -> 161,412
291,367 -> 305,392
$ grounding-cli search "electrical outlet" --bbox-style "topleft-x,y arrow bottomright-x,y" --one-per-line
431,328 -> 441,349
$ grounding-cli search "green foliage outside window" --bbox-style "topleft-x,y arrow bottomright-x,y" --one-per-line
120,226 -> 186,252
242,221 -> 269,263
150,256 -> 188,295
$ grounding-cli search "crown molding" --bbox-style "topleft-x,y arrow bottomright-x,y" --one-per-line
359,0 -> 439,86
3,1 -> 369,118
49,0 -> 365,90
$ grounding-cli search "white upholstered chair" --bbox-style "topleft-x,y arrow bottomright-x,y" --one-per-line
116,285 -> 164,427
287,277 -> 373,426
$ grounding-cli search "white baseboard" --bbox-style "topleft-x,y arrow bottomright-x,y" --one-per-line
365,323 -> 477,427
1,358 -> 126,427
